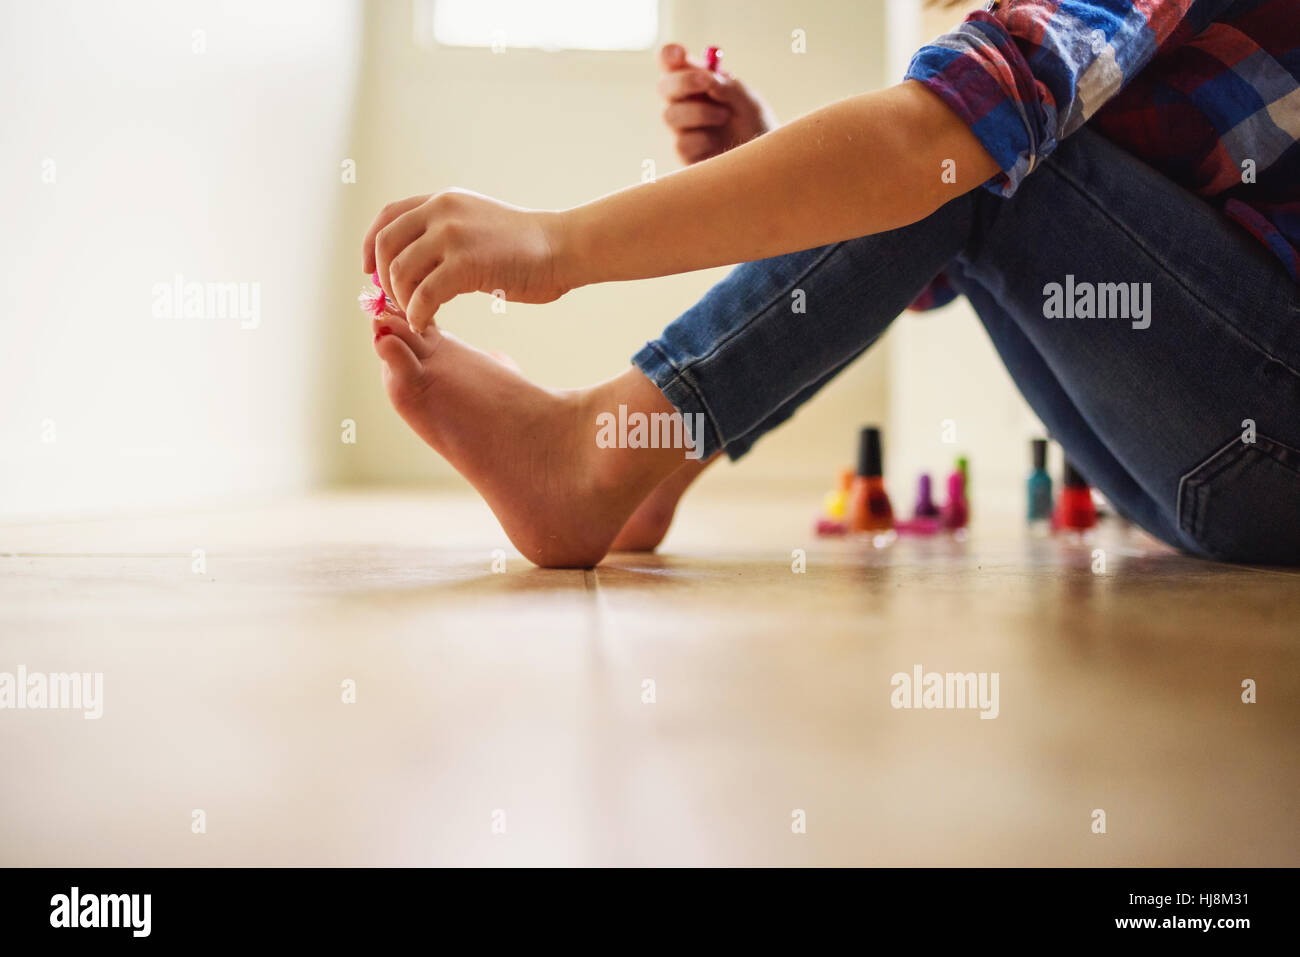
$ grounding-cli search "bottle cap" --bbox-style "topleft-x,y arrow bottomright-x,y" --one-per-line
1062,459 -> 1089,488
1031,438 -> 1047,470
857,427 -> 883,477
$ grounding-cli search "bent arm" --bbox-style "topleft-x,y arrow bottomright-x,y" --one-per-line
558,80 -> 999,287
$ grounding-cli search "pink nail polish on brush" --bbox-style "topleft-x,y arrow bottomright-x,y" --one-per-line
705,46 -> 721,72
359,271 -> 393,319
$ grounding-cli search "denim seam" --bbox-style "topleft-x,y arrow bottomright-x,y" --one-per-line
640,340 -> 728,454
1176,433 -> 1300,538
1176,445 -> 1226,542
1175,433 -> 1300,562
1042,160 -> 1300,382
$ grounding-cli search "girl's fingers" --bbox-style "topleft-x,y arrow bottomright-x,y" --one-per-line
387,232 -> 444,312
676,129 -> 718,164
405,263 -> 465,334
373,206 -> 430,306
362,194 -> 427,273
704,74 -> 748,106
658,43 -> 687,71
656,67 -> 712,102
663,100 -> 731,130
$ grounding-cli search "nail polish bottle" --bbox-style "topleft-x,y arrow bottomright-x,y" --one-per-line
1026,439 -> 1053,523
941,470 -> 969,529
1056,458 -> 1097,531
848,427 -> 894,533
913,473 -> 940,518
955,455 -> 970,502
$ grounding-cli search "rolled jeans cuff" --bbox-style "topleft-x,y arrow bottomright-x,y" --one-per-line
630,340 -> 726,462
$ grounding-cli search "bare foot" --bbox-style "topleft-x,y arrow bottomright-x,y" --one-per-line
609,455 -> 715,551
480,347 -> 710,554
370,317 -> 688,567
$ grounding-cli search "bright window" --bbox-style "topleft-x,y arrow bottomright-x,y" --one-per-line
428,0 -> 658,51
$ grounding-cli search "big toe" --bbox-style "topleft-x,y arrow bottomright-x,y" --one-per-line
374,328 -> 427,393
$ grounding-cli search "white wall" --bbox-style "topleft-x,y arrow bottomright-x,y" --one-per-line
3,0 -> 1027,518
334,0 -> 893,492
884,0 -> 1047,518
0,0 -> 362,516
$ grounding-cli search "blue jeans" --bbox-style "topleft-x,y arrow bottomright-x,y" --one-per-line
633,129 -> 1300,564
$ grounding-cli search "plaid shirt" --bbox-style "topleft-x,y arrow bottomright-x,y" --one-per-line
905,0 -> 1300,309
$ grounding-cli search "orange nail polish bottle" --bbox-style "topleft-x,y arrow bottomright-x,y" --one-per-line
848,426 -> 894,533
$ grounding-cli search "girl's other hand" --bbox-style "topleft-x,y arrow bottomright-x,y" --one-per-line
657,42 -> 776,164
361,190 -> 571,333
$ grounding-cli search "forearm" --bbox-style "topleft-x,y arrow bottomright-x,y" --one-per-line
557,81 -> 999,286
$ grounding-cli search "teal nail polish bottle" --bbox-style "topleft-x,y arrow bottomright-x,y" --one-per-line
1027,439 -> 1053,522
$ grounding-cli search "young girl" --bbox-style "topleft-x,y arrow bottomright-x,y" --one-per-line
361,0 -> 1300,568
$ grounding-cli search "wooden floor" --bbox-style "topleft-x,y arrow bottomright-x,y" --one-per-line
1,489 -> 1296,866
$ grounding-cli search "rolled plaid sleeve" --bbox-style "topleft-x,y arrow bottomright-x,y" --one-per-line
905,0 -> 1198,196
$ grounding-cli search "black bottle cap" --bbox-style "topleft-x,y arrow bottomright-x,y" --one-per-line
1062,458 -> 1089,489
857,426 -> 883,477
1031,438 -> 1047,470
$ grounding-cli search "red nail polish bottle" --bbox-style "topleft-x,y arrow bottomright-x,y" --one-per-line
1056,459 -> 1097,530
848,426 -> 894,533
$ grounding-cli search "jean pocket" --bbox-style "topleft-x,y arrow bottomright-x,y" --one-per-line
1177,434 -> 1300,564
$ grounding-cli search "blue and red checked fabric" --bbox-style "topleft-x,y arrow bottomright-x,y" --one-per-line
905,0 -> 1300,287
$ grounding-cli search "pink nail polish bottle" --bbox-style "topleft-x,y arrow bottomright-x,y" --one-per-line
941,469 -> 969,530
